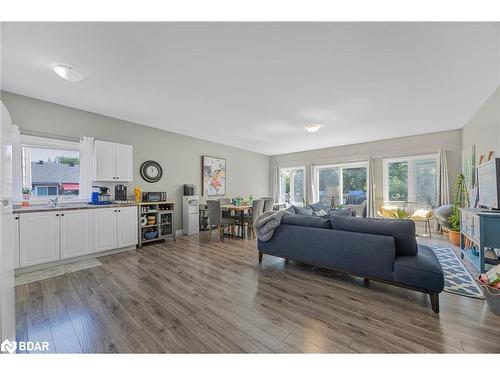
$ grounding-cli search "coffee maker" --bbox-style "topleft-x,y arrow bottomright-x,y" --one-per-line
115,184 -> 127,201
91,186 -> 112,205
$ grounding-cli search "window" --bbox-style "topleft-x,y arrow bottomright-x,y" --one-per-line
314,162 -> 368,207
383,154 -> 438,207
21,135 -> 80,200
279,166 -> 305,205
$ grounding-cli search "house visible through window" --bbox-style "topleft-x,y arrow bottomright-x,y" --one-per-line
314,162 -> 368,207
21,135 -> 80,199
279,166 -> 305,205
383,154 -> 438,207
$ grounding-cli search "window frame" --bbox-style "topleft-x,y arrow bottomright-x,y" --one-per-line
382,153 -> 439,206
313,161 -> 368,205
279,166 -> 306,205
20,135 -> 82,203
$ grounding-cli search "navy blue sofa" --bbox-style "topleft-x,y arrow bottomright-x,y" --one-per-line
257,215 -> 444,313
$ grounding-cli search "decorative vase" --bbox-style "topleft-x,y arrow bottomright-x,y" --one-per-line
448,230 -> 461,246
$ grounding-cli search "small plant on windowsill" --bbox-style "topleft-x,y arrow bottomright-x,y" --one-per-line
22,187 -> 32,200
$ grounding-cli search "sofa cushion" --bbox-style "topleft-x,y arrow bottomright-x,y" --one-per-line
281,214 -> 332,229
285,206 -> 296,215
328,208 -> 354,217
330,216 -> 418,256
292,205 -> 314,215
393,244 -> 444,293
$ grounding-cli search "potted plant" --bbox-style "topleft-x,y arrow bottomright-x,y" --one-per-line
447,205 -> 461,245
390,208 -> 412,220
22,187 -> 32,207
447,173 -> 469,246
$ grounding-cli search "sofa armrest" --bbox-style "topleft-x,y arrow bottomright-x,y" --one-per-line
258,225 -> 396,281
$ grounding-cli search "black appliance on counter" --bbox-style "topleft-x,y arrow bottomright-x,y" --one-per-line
115,184 -> 127,201
142,192 -> 167,202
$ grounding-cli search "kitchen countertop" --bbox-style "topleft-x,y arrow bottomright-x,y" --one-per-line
13,202 -> 136,214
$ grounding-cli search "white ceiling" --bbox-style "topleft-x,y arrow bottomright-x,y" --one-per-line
1,22 -> 499,155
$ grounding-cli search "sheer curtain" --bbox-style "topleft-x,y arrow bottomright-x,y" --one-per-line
270,165 -> 279,203
79,136 -> 95,201
367,156 -> 376,217
438,150 -> 450,206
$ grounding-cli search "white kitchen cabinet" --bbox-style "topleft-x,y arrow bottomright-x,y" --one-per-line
93,207 -> 117,253
115,143 -> 133,182
20,211 -> 60,267
94,140 -> 133,182
117,206 -> 138,248
60,210 -> 94,259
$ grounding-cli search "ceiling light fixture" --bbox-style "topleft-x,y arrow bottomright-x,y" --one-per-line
305,124 -> 322,133
52,64 -> 84,82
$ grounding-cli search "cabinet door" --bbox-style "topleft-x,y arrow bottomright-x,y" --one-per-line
115,143 -> 133,182
93,208 -> 117,253
95,140 -> 116,181
20,212 -> 60,267
117,206 -> 138,248
60,210 -> 94,259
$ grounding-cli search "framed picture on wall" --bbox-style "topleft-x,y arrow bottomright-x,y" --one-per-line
202,156 -> 226,196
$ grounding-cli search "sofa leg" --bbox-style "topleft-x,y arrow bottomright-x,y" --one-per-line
364,278 -> 370,286
429,293 -> 440,313
258,251 -> 263,263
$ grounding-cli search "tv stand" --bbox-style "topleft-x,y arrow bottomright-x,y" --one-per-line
459,208 -> 500,273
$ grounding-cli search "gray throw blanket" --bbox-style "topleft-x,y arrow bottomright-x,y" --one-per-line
254,210 -> 291,241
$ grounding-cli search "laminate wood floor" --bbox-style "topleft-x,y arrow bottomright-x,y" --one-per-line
15,232 -> 500,353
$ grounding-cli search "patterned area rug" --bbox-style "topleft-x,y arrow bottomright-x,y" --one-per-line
431,246 -> 484,299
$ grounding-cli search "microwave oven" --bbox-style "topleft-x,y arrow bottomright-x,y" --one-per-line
142,192 -> 167,202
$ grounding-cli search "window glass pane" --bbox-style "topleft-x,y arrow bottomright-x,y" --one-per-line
414,159 -> 437,206
318,168 -> 340,206
22,145 -> 80,198
279,169 -> 291,204
388,161 -> 408,201
342,167 -> 367,205
292,169 -> 304,204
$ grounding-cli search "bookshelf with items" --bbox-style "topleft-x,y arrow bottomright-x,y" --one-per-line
137,201 -> 175,247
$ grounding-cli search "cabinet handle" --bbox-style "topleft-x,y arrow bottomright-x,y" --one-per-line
56,214 -> 59,216
15,216 -> 19,220
61,214 -> 65,216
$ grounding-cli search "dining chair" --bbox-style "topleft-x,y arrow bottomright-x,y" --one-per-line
261,197 -> 274,212
219,197 -> 239,220
207,200 -> 236,239
242,199 -> 264,238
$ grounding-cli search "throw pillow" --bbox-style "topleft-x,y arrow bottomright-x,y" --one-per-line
313,208 -> 328,217
285,206 -> 296,215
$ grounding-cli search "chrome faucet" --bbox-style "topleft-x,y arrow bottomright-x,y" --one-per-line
49,197 -> 59,207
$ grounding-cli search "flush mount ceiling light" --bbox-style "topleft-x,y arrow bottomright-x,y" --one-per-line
52,64 -> 84,82
304,124 -> 322,133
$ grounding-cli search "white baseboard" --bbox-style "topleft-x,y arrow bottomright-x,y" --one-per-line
175,229 -> 184,236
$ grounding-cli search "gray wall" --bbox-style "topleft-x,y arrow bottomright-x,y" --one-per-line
1,91 -> 270,231
270,129 -> 463,208
462,85 -> 500,163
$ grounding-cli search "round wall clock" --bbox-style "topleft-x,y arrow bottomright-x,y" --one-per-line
140,160 -> 163,183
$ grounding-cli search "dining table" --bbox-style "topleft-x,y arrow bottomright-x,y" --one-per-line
221,204 -> 252,238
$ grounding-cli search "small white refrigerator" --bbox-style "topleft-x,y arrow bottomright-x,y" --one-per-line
182,195 -> 199,235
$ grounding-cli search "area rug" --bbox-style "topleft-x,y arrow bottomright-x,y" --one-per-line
15,258 -> 102,286
431,246 -> 483,299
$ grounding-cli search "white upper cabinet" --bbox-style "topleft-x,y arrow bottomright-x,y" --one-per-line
60,210 -> 94,259
115,143 -> 133,182
95,140 -> 133,182
20,211 -> 60,267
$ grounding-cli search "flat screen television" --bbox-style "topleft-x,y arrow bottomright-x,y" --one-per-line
477,158 -> 500,210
